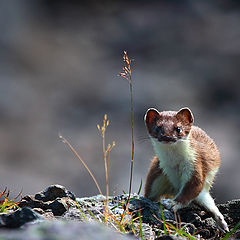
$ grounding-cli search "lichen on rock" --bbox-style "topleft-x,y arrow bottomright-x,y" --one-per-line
1,184 -> 240,240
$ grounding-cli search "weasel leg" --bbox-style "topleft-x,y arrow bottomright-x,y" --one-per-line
144,157 -> 174,201
195,190 -> 229,232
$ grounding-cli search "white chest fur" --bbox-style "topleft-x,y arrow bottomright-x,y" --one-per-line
151,138 -> 197,190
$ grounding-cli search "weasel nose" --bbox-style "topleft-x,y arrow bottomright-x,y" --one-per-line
158,135 -> 175,142
161,136 -> 172,141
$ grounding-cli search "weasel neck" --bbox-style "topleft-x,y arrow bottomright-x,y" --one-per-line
151,137 -> 195,165
151,137 -> 197,189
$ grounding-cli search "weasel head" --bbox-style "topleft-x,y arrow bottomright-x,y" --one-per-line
145,107 -> 194,144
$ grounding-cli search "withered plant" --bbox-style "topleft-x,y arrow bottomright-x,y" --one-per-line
97,114 -> 115,222
119,51 -> 135,205
59,134 -> 103,195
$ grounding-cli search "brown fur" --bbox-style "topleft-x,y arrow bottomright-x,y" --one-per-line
144,156 -> 162,199
144,108 -> 220,203
144,156 -> 175,201
174,168 -> 204,204
190,126 -> 221,173
143,108 -> 228,232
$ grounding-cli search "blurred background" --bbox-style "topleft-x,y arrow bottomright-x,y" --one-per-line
0,0 -> 239,203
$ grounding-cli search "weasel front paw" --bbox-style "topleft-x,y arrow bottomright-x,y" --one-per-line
161,199 -> 175,210
160,199 -> 183,212
217,215 -> 229,233
172,202 -> 184,212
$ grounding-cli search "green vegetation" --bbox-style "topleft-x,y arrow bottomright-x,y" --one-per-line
0,188 -> 21,213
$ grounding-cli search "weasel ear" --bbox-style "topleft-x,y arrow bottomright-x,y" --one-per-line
145,108 -> 160,126
177,107 -> 194,124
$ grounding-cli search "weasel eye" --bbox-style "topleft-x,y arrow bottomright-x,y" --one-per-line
154,126 -> 162,134
176,127 -> 181,134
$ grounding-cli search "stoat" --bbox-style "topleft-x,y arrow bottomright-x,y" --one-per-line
144,107 -> 229,232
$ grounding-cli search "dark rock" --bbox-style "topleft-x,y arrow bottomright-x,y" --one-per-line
63,208 -> 84,221
131,221 -> 156,239
19,197 -> 47,209
75,194 -> 240,239
0,207 -> 43,228
33,208 -> 45,214
218,199 -> 240,226
200,218 -> 217,239
156,236 -> 185,240
18,185 -> 76,217
234,229 -> 240,239
48,198 -> 68,216
181,212 -> 201,225
35,184 -> 76,202
5,185 -> 240,239
128,197 -> 174,227
127,196 -> 240,239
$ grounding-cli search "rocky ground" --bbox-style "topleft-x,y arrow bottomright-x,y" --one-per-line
0,185 -> 239,240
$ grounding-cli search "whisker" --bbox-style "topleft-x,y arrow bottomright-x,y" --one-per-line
178,138 -> 188,143
137,136 -> 151,144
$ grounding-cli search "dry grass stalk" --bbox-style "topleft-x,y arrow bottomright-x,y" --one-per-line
97,114 -> 115,223
119,50 -> 135,205
59,134 -> 103,195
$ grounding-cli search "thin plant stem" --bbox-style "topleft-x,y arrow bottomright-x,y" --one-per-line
101,119 -> 109,222
120,51 -> 135,205
138,209 -> 143,240
59,134 -> 103,195
118,51 -> 135,224
128,79 -> 134,201
97,115 -> 115,223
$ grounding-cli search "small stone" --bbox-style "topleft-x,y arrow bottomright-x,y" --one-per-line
41,184 -> 76,201
33,208 -> 45,214
42,211 -> 56,221
19,196 -> 46,210
128,197 -> 174,226
35,193 -> 44,201
156,236 -> 185,240
48,198 -> 68,216
0,207 -> 43,228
